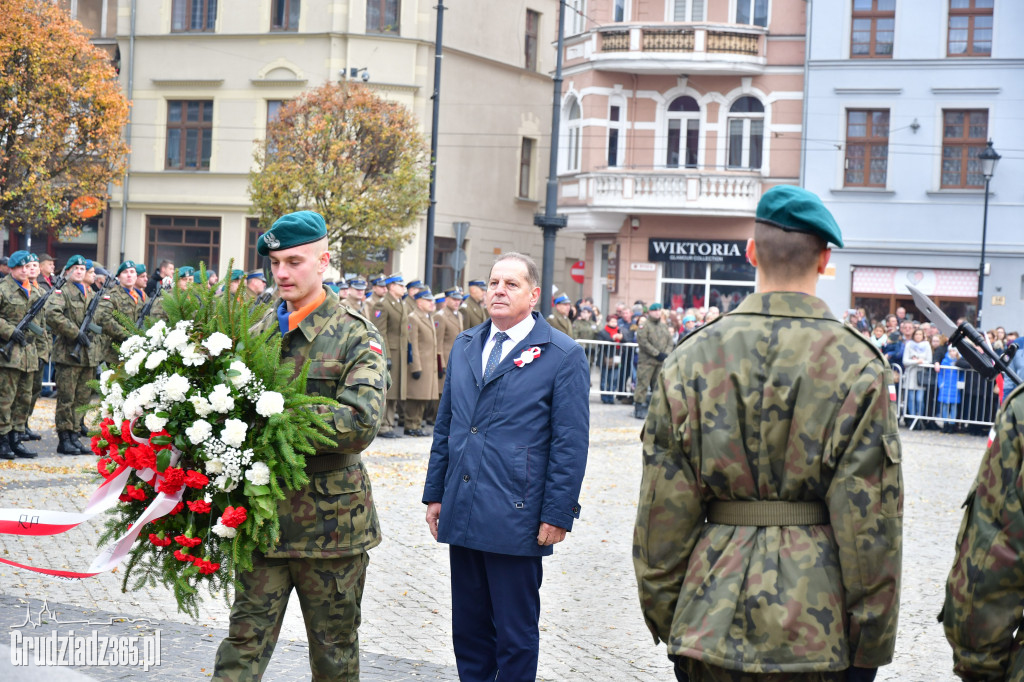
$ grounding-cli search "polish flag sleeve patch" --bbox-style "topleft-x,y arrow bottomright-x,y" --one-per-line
369,339 -> 383,355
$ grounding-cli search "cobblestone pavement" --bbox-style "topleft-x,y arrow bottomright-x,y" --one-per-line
0,397 -> 984,680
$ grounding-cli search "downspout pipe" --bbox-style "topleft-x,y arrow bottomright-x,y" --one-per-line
118,0 -> 137,263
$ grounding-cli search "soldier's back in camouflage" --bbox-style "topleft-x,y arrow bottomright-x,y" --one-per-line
0,271 -> 39,458
634,186 -> 902,682
943,384 -> 1024,681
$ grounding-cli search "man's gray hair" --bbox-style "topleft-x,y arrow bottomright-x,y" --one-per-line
491,252 -> 540,289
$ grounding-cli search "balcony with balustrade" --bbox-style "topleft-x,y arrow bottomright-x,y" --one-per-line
559,170 -> 762,229
564,23 -> 767,76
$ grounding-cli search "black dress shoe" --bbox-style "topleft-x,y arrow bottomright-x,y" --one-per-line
378,429 -> 402,439
406,429 -> 430,437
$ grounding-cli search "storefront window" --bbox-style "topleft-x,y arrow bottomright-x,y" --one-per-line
660,261 -> 754,313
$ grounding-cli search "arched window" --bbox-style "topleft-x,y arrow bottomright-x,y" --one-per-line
727,96 -> 764,170
563,96 -> 582,173
666,96 -> 699,168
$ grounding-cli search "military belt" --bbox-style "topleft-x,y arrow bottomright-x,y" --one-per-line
305,452 -> 361,474
707,500 -> 830,526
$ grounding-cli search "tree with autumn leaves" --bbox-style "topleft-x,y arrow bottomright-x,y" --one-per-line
0,0 -> 129,238
250,82 -> 430,272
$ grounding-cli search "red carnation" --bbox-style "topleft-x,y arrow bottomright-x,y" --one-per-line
97,458 -> 117,479
186,499 -> 212,514
120,419 -> 138,444
99,418 -> 118,444
90,436 -> 106,456
118,494 -> 131,503
197,559 -> 220,575
174,534 -> 203,548
184,470 -> 209,489
124,485 -> 147,502
173,549 -> 195,563
125,444 -> 157,472
221,506 -> 247,528
148,533 -> 172,547
158,467 -> 186,495
168,501 -> 185,516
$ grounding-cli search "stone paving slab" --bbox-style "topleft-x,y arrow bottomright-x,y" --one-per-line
0,400 -> 986,679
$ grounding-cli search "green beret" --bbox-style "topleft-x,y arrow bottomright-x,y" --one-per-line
257,210 -> 327,256
755,185 -> 843,248
135,263 -> 146,274
178,266 -> 195,278
649,302 -> 663,311
7,251 -> 30,268
230,269 -> 246,281
116,260 -> 137,276
66,255 -> 87,268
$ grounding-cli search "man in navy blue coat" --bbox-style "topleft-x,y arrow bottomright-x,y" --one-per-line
423,252 -> 590,681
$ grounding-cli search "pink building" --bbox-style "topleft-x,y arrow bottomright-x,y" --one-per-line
559,0 -> 806,315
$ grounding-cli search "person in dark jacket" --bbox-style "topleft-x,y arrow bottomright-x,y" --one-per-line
422,252 -> 589,682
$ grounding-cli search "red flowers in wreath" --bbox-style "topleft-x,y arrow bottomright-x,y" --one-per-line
220,506 -> 247,528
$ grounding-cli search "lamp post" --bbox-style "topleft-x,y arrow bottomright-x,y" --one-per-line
976,140 -> 1001,327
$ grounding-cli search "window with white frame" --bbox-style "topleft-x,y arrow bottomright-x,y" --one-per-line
607,102 -> 625,168
726,96 -> 764,170
568,0 -> 587,35
613,0 -> 627,22
671,0 -> 705,22
519,137 -> 535,198
736,0 -> 768,27
564,96 -> 583,172
666,96 -> 700,169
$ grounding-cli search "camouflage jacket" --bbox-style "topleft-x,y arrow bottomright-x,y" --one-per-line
252,286 -> 389,558
547,311 -> 574,338
99,286 -> 142,364
943,384 -> 1024,681
635,316 -> 674,363
44,282 -> 98,367
31,279 -> 53,362
634,292 -> 902,673
0,276 -> 39,371
460,295 -> 488,330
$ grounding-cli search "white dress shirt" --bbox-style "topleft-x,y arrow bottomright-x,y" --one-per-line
481,314 -> 536,375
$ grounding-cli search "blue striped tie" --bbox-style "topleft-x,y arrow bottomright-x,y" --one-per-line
484,332 -> 509,382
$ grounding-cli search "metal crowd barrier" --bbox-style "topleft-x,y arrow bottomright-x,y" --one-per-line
576,339 -> 640,399
897,362 -> 999,430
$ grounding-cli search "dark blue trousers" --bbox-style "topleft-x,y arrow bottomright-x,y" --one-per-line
449,545 -> 543,682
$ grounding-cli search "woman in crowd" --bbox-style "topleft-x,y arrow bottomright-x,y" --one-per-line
902,328 -> 931,429
936,346 -> 963,434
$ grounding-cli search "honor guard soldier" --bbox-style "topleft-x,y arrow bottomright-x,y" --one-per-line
632,302 -> 674,420
149,266 -> 195,323
547,294 -> 574,338
405,289 -> 439,437
367,275 -> 387,309
99,260 -> 143,367
437,288 -> 463,378
372,273 -> 410,438
213,210 -> 388,682
133,263 -> 149,301
45,254 -> 101,455
244,271 -> 266,299
22,254 -> 48,442
346,278 -> 367,315
634,185 -> 902,682
460,279 -> 489,330
226,269 -> 246,295
404,279 -> 424,316
0,251 -> 41,458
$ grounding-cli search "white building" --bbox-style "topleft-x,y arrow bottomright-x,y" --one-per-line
804,0 -> 1024,331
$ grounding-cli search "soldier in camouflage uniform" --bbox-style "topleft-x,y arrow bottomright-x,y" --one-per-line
460,279 -> 489,330
213,210 -> 388,682
0,251 -> 41,459
19,254 -> 49,443
98,260 -> 143,366
634,186 -> 902,682
45,254 -> 103,455
633,302 -> 674,420
942,383 -> 1024,679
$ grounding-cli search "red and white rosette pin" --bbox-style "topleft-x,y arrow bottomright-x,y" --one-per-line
513,346 -> 542,368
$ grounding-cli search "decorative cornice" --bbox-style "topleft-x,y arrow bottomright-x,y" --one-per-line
151,79 -> 223,88
250,79 -> 308,87
833,87 -> 902,95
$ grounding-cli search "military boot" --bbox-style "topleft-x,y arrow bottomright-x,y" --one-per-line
68,432 -> 91,455
9,432 -> 37,459
0,433 -> 14,460
79,419 -> 89,437
635,401 -> 649,420
57,431 -> 82,456
22,426 -> 41,441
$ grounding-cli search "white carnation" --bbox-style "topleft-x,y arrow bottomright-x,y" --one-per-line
136,383 -> 157,408
163,327 -> 190,354
213,474 -> 238,492
119,335 -> 146,358
121,395 -> 143,420
209,384 -> 235,413
221,418 -> 248,448
145,320 -> 167,343
162,374 -> 190,403
125,351 -> 147,377
244,461 -> 271,486
202,332 -> 233,357
211,520 -> 237,538
204,458 -> 224,474
255,391 -> 285,417
144,414 -> 168,433
189,394 -> 214,417
186,419 -> 213,445
180,343 -> 206,367
144,349 -> 168,370
228,360 -> 253,388
99,369 -> 115,395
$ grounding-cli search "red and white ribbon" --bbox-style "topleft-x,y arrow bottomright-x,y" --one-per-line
513,346 -> 542,368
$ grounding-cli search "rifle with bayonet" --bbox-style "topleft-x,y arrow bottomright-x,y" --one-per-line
136,281 -> 163,328
907,284 -> 1021,385
69,275 -> 117,362
0,266 -> 68,361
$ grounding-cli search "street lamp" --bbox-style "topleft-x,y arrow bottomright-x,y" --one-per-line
976,140 -> 1001,327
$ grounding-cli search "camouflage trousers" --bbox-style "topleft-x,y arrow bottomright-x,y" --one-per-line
675,658 -> 846,682
0,366 -> 32,434
28,364 -> 43,422
54,363 -> 95,432
634,360 -> 663,405
213,551 -> 369,682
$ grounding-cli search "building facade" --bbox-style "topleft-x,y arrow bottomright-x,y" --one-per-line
67,0 -> 582,287
558,0 -> 807,314
805,0 -> 1024,330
